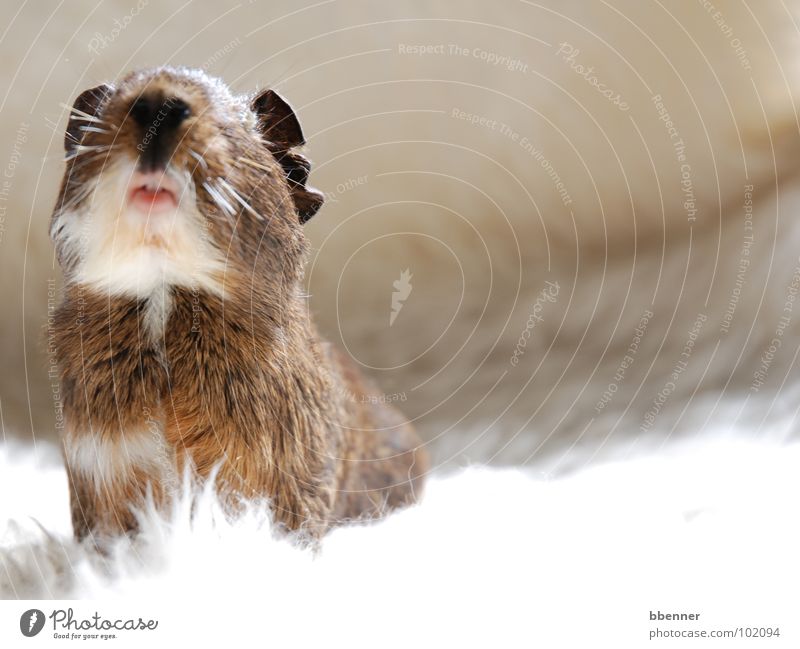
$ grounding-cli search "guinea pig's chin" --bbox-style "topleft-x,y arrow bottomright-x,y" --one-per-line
125,170 -> 181,216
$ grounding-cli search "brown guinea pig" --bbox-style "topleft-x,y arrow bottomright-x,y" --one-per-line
49,66 -> 428,544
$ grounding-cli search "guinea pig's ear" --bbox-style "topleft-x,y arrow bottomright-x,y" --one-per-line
281,152 -> 325,223
251,88 -> 305,149
251,88 -> 324,224
64,83 -> 112,153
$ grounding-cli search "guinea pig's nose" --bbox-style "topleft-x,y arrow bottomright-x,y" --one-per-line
130,95 -> 190,129
130,96 -> 157,127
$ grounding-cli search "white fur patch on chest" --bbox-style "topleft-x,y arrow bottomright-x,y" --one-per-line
142,283 -> 173,342
64,425 -> 177,494
51,160 -> 226,301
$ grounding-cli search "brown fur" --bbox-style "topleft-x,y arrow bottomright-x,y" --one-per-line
50,67 -> 428,543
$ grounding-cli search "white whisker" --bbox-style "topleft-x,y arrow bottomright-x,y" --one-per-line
55,179 -> 98,213
240,157 -> 272,173
188,149 -> 209,172
60,102 -> 102,122
218,178 -> 263,221
203,180 -> 236,217
79,125 -> 111,135
60,102 -> 118,130
64,145 -> 113,162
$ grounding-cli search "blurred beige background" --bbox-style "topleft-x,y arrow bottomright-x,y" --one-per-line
3,0 -> 800,468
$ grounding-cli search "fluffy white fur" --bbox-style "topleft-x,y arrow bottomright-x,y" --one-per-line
1,437 -> 798,646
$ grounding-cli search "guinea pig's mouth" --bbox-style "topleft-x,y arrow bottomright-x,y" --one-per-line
127,171 -> 180,214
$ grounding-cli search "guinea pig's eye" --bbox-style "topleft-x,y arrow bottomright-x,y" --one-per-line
167,99 -> 191,124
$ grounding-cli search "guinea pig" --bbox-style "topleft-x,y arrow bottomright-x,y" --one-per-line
49,66 -> 428,544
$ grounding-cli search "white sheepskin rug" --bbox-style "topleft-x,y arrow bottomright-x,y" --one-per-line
2,436 -> 798,646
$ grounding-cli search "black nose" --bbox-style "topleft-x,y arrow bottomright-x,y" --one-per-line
130,95 -> 191,171
130,95 -> 190,130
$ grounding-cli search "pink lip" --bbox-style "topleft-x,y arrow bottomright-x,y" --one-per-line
127,171 -> 179,213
